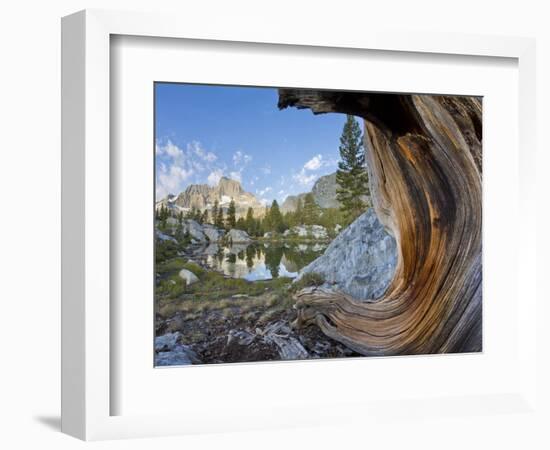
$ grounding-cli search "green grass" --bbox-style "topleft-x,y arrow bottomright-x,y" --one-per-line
157,285 -> 294,319
156,253 -> 293,303
180,261 -> 206,278
186,272 -> 291,301
155,245 -> 299,323
157,257 -> 207,275
156,257 -> 186,275
156,259 -> 211,299
289,272 -> 325,293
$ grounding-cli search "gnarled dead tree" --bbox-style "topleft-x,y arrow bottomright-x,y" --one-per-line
279,90 -> 482,356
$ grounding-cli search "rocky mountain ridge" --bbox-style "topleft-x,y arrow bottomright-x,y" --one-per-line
156,177 -> 264,218
281,172 -> 350,213
157,171 -> 361,219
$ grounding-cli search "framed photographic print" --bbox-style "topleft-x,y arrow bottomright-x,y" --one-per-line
62,9 -> 538,441
152,83 -> 482,367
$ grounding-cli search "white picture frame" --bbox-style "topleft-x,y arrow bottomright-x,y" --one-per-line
61,9 -> 538,441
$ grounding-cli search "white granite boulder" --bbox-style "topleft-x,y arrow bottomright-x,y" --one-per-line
202,224 -> 224,242
183,219 -> 207,242
178,268 -> 199,285
226,229 -> 252,243
155,332 -> 201,366
297,209 -> 397,301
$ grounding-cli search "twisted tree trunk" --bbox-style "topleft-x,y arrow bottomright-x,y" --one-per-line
279,90 -> 482,355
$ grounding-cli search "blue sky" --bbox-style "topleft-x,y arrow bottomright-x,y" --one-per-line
155,83 -> 347,203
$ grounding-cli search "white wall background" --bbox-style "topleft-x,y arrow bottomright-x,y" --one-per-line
0,1 -> 547,449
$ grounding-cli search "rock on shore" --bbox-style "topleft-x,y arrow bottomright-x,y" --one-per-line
155,332 -> 201,366
298,209 -> 397,300
283,224 -> 328,239
178,268 -> 199,285
183,219 -> 207,242
202,224 -> 225,242
226,228 -> 252,243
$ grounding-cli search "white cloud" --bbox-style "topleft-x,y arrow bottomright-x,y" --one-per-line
229,171 -> 242,183
156,163 -> 193,200
188,141 -> 217,162
260,165 -> 271,175
256,186 -> 272,197
156,139 -> 224,197
290,153 -> 338,189
207,169 -> 224,186
171,165 -> 193,181
322,156 -> 339,170
277,189 -> 288,201
155,139 -> 257,199
255,186 -> 275,206
164,141 -> 184,159
233,150 -> 252,167
156,187 -> 168,201
228,151 -> 252,184
293,169 -> 317,186
155,140 -> 208,199
304,154 -> 323,171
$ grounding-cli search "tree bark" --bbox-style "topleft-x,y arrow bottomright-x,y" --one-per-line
279,90 -> 482,355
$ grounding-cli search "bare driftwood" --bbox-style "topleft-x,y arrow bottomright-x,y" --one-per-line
279,90 -> 482,356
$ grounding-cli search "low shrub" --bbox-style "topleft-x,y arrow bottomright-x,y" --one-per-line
156,276 -> 187,299
155,239 -> 179,264
157,257 -> 187,275
290,272 -> 325,293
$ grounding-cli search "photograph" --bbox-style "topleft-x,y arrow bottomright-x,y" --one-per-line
154,83 -> 483,366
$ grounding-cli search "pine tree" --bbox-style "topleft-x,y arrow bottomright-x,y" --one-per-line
294,198 -> 303,225
294,198 -> 304,224
336,115 -> 370,221
236,217 -> 246,231
226,199 -> 236,229
303,193 -> 319,225
215,206 -> 224,229
245,207 -> 255,236
195,208 -> 203,223
159,205 -> 169,228
211,200 -> 219,226
264,245 -> 283,278
157,205 -> 165,221
174,221 -> 184,242
268,200 -> 284,232
262,205 -> 271,233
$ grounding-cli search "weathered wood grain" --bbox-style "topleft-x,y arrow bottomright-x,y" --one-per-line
279,90 -> 482,355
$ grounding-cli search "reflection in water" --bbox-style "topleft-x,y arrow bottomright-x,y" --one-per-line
191,242 -> 327,281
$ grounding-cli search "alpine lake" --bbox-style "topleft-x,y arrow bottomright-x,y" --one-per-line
190,241 -> 328,280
